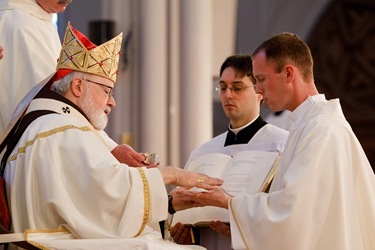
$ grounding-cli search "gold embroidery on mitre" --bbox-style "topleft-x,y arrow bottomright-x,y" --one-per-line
57,22 -> 123,82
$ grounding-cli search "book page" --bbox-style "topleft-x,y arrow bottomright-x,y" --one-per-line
172,153 -> 232,225
185,153 -> 232,178
221,151 -> 279,196
172,150 -> 280,226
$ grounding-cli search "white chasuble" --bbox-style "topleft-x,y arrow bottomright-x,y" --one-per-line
3,95 -> 203,249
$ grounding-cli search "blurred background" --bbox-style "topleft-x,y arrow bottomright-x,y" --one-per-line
56,0 -> 375,171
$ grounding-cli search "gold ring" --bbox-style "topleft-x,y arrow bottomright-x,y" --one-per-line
197,177 -> 205,183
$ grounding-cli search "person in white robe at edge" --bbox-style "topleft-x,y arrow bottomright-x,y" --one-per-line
0,22 -> 224,250
179,32 -> 375,250
0,46 -> 4,60
169,55 -> 288,250
0,0 -> 148,167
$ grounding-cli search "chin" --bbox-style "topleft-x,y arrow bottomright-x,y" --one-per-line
90,117 -> 108,131
93,125 -> 106,131
95,121 -> 108,131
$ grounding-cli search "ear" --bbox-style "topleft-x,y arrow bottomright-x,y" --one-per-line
284,65 -> 294,83
71,77 -> 84,97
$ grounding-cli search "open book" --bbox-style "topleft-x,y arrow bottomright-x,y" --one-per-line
171,150 -> 280,227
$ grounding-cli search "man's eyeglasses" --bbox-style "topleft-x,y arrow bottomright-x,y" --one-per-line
84,78 -> 114,98
215,84 -> 255,94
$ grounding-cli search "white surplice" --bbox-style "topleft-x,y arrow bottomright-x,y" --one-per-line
184,123 -> 289,250
186,124 -> 289,167
0,0 -> 60,136
3,93 -> 203,250
229,95 -> 375,250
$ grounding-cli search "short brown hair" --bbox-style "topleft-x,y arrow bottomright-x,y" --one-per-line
220,55 -> 256,84
251,32 -> 313,82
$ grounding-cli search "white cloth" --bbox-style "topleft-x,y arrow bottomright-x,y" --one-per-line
186,124 -> 288,166
229,95 -> 375,250
26,230 -> 205,250
98,129 -> 118,151
0,0 -> 60,136
185,124 -> 289,250
3,95 -> 203,249
264,110 -> 293,131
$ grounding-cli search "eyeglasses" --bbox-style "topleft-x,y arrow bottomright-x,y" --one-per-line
215,84 -> 255,94
84,78 -> 114,98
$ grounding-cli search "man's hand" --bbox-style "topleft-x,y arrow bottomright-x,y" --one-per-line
157,166 -> 223,188
169,187 -> 201,211
170,222 -> 193,245
111,144 -> 158,168
175,186 -> 232,209
210,221 -> 231,237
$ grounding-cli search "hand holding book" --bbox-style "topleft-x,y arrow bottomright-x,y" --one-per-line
171,150 -> 280,226
175,186 -> 232,209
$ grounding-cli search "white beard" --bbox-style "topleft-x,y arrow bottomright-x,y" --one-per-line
80,89 -> 109,131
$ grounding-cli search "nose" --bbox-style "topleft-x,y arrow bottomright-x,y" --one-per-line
107,95 -> 116,108
255,84 -> 262,94
223,88 -> 234,97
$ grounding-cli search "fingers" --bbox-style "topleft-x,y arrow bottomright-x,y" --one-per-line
112,145 -> 145,167
125,148 -> 147,166
196,182 -> 221,190
138,152 -> 148,163
141,152 -> 159,165
143,162 -> 159,168
194,174 -> 223,188
170,223 -> 192,245
210,221 -> 231,237
177,187 -> 232,209
159,166 -> 223,187
170,187 -> 189,196
169,223 -> 178,237
126,156 -> 145,167
186,173 -> 224,190
113,146 -> 159,168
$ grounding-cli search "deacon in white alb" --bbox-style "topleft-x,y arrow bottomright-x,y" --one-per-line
183,33 -> 375,250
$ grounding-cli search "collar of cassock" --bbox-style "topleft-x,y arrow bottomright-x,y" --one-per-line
224,116 -> 267,146
26,88 -> 89,120
0,87 -> 94,175
0,83 -> 92,158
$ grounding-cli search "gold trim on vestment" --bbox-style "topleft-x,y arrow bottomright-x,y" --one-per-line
229,198 -> 250,250
7,125 -> 92,163
24,227 -> 70,250
135,168 -> 150,237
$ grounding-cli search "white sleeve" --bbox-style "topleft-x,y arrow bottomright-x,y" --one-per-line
97,130 -> 118,151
